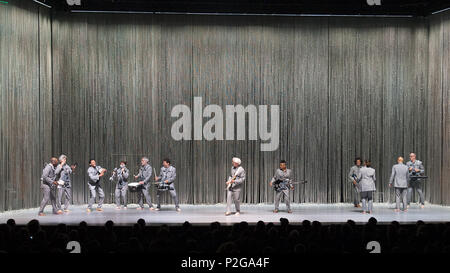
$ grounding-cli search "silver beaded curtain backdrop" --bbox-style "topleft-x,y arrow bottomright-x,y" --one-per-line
1,1 -> 449,211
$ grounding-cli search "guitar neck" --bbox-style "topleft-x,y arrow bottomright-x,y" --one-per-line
290,181 -> 307,184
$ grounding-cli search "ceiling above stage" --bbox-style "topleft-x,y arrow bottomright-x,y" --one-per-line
32,0 -> 450,17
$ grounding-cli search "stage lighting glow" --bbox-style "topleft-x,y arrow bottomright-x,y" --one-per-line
69,10 -> 414,18
432,7 -> 450,15
33,0 -> 51,8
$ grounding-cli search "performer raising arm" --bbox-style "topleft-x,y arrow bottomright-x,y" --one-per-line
155,158 -> 180,212
55,155 -> 77,213
270,160 -> 293,213
225,157 -> 245,216
111,161 -> 129,210
87,159 -> 107,213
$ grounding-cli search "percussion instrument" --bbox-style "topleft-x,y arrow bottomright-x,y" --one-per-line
128,182 -> 141,192
154,182 -> 171,191
57,180 -> 65,189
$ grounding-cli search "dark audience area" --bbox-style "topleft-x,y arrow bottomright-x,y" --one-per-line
1,218 -> 450,253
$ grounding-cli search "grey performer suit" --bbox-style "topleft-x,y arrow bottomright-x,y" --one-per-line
406,160 -> 425,205
87,166 -> 105,209
357,166 -> 376,212
348,165 -> 361,206
156,166 -> 179,209
112,167 -> 129,207
39,163 -> 58,214
55,163 -> 73,211
389,163 -> 410,211
271,168 -> 293,211
136,164 -> 153,208
226,166 -> 246,213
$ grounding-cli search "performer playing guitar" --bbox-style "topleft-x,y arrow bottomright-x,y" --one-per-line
270,160 -> 306,213
225,157 -> 245,216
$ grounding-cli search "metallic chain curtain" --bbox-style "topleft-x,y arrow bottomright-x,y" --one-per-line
1,1 -> 449,211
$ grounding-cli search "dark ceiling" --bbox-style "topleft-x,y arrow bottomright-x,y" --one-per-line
32,0 -> 450,17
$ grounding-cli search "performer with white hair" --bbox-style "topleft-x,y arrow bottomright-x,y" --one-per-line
134,157 -> 154,210
55,154 -> 77,213
225,157 -> 246,216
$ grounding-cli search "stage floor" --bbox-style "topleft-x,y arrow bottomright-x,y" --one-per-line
1,203 -> 450,226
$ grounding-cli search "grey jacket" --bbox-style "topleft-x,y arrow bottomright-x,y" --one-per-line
55,164 -> 73,187
406,160 -> 425,181
137,164 -> 152,186
156,165 -> 176,189
157,166 -> 176,183
389,163 -> 410,188
228,166 -> 246,190
357,166 -> 376,192
87,165 -> 103,185
113,167 -> 129,188
41,163 -> 57,187
270,168 -> 293,191
348,165 -> 361,183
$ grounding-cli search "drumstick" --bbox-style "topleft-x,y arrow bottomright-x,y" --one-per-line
153,167 -> 158,181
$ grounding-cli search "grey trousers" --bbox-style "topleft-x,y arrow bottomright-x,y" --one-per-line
226,189 -> 241,212
360,191 -> 373,212
407,183 -> 425,205
115,185 -> 128,207
156,189 -> 179,208
353,185 -> 360,205
39,184 -> 58,214
395,187 -> 408,211
57,186 -> 71,211
138,184 -> 153,208
274,189 -> 290,210
88,183 -> 105,209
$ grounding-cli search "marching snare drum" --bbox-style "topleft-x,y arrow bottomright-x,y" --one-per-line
155,182 -> 170,191
128,182 -> 141,192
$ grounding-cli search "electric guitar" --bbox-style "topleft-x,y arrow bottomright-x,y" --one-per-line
272,179 -> 307,191
226,167 -> 244,190
352,174 -> 361,191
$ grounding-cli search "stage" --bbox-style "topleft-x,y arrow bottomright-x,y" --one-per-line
1,203 -> 450,226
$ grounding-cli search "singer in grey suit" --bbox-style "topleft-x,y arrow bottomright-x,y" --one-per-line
38,158 -> 59,215
389,157 -> 410,212
111,161 -> 129,209
226,157 -> 246,216
55,155 -> 76,212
